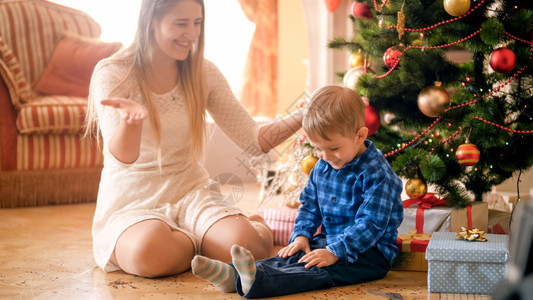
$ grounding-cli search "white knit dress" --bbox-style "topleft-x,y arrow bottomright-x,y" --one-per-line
90,59 -> 264,272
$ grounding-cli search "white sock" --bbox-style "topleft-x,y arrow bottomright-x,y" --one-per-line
191,255 -> 236,293
231,244 -> 257,295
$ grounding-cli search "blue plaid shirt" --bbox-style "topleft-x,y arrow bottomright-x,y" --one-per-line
290,140 -> 404,266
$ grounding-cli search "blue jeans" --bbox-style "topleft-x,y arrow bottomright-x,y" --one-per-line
235,234 -> 391,298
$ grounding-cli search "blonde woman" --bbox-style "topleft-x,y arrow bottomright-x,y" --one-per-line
85,0 -> 303,278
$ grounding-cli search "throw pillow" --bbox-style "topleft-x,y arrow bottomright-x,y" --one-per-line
34,33 -> 122,98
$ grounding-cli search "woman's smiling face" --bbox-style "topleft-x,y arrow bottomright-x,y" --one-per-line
152,0 -> 203,61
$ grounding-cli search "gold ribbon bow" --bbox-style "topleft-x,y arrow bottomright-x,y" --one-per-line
456,227 -> 487,242
398,229 -> 431,252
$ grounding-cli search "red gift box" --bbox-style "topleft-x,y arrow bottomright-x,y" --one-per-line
396,230 -> 431,252
392,230 -> 431,272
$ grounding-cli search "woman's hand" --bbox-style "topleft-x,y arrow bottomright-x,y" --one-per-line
101,98 -> 148,125
100,98 -> 147,164
298,248 -> 339,268
277,236 -> 310,258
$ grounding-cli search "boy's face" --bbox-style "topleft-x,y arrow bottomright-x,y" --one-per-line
307,128 -> 368,170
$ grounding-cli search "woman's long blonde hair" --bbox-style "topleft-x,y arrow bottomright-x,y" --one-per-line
85,0 -> 207,162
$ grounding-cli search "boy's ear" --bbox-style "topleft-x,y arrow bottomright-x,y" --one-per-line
357,126 -> 369,141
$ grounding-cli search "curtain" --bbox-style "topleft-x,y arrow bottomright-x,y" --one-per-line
237,0 -> 278,118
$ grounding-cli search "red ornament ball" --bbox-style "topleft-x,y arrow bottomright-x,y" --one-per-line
383,46 -> 402,68
352,2 -> 373,19
365,105 -> 381,136
489,47 -> 516,73
324,0 -> 341,13
456,143 -> 480,166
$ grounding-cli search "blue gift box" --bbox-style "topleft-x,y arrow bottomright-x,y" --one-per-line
425,232 -> 509,294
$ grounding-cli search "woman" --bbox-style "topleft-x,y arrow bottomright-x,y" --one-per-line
85,0 -> 303,278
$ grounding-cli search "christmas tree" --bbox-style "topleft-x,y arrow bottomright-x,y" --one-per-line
329,0 -> 533,207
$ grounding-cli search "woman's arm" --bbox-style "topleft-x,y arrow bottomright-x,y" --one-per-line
257,109 -> 304,153
101,98 -> 147,164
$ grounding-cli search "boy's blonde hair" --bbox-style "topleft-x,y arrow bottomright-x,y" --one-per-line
303,85 -> 366,141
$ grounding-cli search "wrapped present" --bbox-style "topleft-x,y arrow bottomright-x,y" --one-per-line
397,230 -> 432,252
426,232 -> 509,294
483,192 -> 514,213
398,193 -> 488,235
262,207 -> 299,246
392,230 -> 431,272
487,209 -> 511,234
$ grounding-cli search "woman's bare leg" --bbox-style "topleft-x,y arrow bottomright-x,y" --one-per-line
110,219 -> 194,278
201,214 -> 273,262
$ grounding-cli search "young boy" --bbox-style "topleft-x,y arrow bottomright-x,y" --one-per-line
191,85 -> 404,298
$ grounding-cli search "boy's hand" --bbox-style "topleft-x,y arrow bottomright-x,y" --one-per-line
298,249 -> 339,268
101,98 -> 148,125
277,236 -> 310,258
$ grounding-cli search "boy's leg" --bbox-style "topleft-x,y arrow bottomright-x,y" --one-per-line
233,246 -> 336,298
237,257 -> 336,298
191,255 -> 237,293
236,235 -> 388,298
325,246 -> 390,286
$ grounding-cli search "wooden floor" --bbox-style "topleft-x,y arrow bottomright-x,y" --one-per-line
0,182 -> 491,299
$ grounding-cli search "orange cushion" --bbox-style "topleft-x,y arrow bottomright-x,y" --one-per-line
34,35 -> 121,98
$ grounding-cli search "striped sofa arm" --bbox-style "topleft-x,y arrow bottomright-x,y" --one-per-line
0,0 -> 105,207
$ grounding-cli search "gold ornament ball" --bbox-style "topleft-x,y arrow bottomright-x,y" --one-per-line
301,154 -> 319,176
417,81 -> 451,118
343,66 -> 366,90
443,0 -> 471,17
350,52 -> 365,68
405,178 -> 428,200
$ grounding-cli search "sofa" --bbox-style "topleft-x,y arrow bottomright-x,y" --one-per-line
0,0 -> 123,207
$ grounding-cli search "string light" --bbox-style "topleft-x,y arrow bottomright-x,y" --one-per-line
428,129 -> 461,156
379,12 -> 533,161
384,61 -> 530,158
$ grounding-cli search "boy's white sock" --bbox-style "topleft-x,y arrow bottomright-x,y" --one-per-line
191,255 -> 236,293
231,244 -> 257,295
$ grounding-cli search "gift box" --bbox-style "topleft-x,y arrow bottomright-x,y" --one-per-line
262,207 -> 299,246
426,232 -> 509,294
392,230 -> 430,272
487,209 -> 511,234
398,194 -> 488,235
